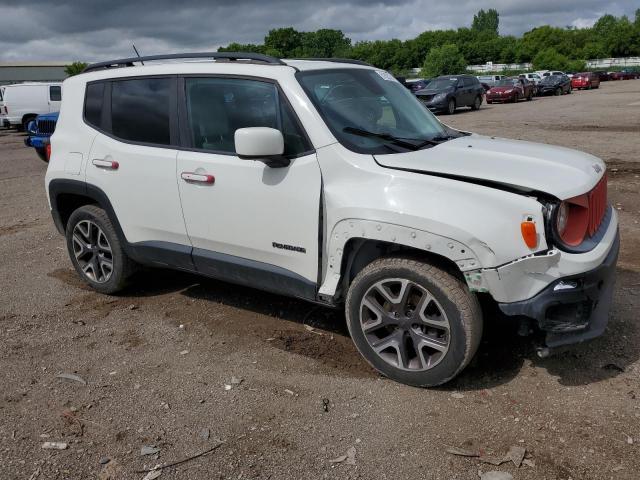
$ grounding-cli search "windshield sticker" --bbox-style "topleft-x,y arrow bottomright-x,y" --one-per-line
375,70 -> 396,82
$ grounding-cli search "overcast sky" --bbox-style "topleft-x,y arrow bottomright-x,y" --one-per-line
0,0 -> 636,62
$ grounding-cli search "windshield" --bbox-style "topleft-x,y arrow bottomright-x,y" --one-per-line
427,78 -> 458,90
541,75 -> 561,83
296,68 -> 450,155
495,79 -> 518,87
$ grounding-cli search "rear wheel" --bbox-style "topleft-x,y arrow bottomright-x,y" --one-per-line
446,98 -> 456,115
471,95 -> 482,110
345,257 -> 483,387
65,205 -> 136,294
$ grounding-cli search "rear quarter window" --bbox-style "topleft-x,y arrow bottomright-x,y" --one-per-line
84,82 -> 106,129
111,78 -> 171,145
49,86 -> 61,101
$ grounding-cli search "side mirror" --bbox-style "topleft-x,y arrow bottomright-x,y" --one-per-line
234,127 -> 289,168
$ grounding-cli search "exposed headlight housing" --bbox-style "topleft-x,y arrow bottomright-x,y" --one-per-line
434,92 -> 447,101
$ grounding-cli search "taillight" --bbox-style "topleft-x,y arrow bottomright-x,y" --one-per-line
45,143 -> 52,161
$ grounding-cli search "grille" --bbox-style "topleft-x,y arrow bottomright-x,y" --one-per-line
418,94 -> 435,103
36,119 -> 56,135
587,173 -> 607,237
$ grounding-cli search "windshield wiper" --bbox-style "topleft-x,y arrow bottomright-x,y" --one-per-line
343,127 -> 442,151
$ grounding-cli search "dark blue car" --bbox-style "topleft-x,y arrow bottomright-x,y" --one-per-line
25,111 -> 59,162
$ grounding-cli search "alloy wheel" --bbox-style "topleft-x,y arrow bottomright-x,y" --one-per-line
72,220 -> 113,283
359,278 -> 450,371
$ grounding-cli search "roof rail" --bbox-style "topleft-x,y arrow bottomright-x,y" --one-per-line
83,52 -> 286,73
287,58 -> 373,67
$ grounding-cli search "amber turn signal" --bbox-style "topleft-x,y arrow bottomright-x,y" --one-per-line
520,221 -> 537,249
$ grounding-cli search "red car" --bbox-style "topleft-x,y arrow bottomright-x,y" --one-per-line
609,70 -> 639,80
486,78 -> 535,103
571,72 -> 600,90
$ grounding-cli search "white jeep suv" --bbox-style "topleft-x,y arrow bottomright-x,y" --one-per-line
45,52 -> 619,387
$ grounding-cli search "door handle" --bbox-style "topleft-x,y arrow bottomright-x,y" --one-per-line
181,172 -> 215,184
92,159 -> 119,170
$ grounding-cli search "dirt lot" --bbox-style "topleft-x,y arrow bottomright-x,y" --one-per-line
1,80 -> 639,480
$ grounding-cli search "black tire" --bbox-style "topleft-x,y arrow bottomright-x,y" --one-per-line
446,98 -> 456,115
345,257 -> 483,387
471,95 -> 482,111
35,147 -> 48,163
554,88 -> 561,96
527,91 -> 533,101
65,205 -> 136,294
567,86 -> 572,94
21,116 -> 35,133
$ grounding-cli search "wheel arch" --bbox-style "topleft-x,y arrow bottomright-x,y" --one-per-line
48,179 -> 127,244
318,219 -> 482,303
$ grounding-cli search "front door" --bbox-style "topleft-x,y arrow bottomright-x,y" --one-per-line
176,76 -> 321,299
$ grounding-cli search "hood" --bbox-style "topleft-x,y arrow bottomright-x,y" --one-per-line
37,112 -> 59,121
373,135 -> 605,200
488,86 -> 515,93
417,86 -> 453,96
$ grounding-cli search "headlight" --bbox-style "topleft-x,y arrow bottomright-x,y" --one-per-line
434,93 -> 447,101
554,196 -> 589,247
504,89 -> 513,93
556,201 -> 569,236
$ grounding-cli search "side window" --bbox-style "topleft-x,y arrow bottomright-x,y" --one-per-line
84,82 -> 105,129
184,77 -> 310,157
111,78 -> 171,145
50,86 -> 61,101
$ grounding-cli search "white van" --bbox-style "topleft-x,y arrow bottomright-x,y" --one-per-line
1,82 -> 62,130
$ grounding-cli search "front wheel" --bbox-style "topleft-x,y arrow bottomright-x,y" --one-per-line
345,257 -> 483,387
527,91 -> 533,101
35,147 -> 48,163
446,98 -> 456,115
554,87 -> 561,96
65,205 -> 136,294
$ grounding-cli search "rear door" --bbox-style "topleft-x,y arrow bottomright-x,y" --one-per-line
175,76 -> 321,298
85,76 -> 191,255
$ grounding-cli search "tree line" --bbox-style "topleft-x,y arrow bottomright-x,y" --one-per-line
219,9 -> 640,75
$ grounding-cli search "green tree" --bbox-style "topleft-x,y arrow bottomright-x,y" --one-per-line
532,47 -> 570,70
218,43 -> 265,54
421,44 -> 467,77
472,9 -> 499,35
264,27 -> 302,57
64,62 -> 88,76
300,29 -> 351,58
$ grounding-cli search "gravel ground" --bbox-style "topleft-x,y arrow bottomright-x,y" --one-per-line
0,79 -> 639,480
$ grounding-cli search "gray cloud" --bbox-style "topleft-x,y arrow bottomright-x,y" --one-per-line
0,0 -> 635,61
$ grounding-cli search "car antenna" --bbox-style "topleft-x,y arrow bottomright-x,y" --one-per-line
132,44 -> 144,65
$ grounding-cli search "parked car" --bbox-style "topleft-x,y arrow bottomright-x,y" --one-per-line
486,77 -> 535,103
538,70 -> 565,78
609,70 -> 639,80
476,75 -> 505,87
537,74 -> 572,95
595,71 -> 610,82
405,78 -> 431,93
415,75 -> 484,114
24,111 -> 59,162
46,52 -> 619,387
0,82 -> 62,130
571,72 -> 600,90
519,73 -> 542,86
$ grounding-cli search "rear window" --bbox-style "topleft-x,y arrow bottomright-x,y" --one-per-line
111,78 -> 171,145
84,82 -> 105,129
49,86 -> 61,101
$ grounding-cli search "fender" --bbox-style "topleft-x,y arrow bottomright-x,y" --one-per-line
318,219 -> 483,298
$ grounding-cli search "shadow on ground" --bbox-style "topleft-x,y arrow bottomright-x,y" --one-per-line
49,264 -> 639,389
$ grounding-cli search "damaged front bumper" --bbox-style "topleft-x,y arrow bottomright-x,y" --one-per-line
499,230 -> 618,348
465,207 -> 619,349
